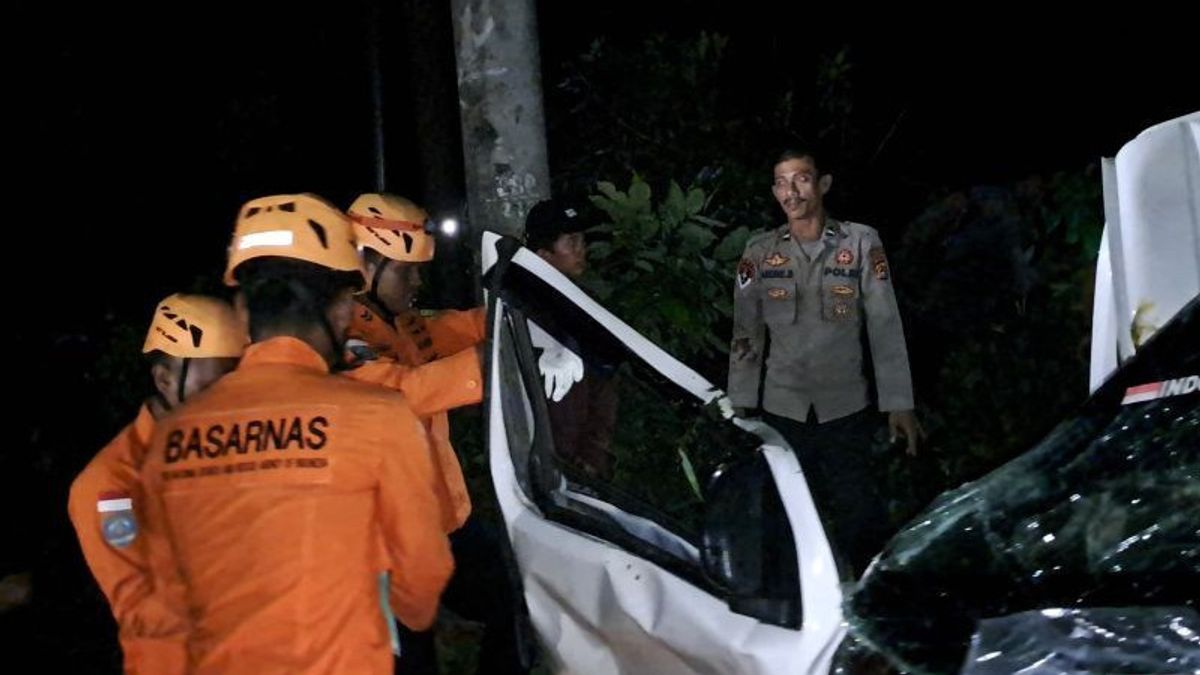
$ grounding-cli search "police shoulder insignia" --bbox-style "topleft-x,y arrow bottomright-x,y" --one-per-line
737,258 -> 757,289
870,246 -> 890,280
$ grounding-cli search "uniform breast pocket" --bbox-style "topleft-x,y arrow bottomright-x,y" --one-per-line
762,282 -> 796,325
821,281 -> 859,322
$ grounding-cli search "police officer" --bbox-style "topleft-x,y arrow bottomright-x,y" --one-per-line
69,293 -> 245,674
139,193 -> 452,674
728,146 -> 923,577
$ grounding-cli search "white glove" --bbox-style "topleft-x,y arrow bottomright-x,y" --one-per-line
538,345 -> 585,402
716,395 -> 735,419
528,320 -> 585,402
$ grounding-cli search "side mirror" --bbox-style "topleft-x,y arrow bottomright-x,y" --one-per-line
701,453 -> 802,629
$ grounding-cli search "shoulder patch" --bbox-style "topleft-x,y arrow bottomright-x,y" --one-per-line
737,258 -> 757,289
98,491 -> 137,549
870,246 -> 890,280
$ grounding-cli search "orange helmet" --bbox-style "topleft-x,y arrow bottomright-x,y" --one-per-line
142,294 -> 247,358
348,193 -> 436,263
225,193 -> 365,286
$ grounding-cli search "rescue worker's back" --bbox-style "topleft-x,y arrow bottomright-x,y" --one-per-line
140,193 -> 453,674
142,337 -> 451,673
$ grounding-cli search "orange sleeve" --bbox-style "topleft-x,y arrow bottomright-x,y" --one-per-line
378,405 -> 455,630
343,349 -> 482,417
118,602 -> 189,675
138,442 -> 192,648
425,307 -> 487,356
68,440 -> 153,628
68,428 -> 188,674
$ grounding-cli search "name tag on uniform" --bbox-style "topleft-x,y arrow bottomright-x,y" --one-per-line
760,269 -> 794,279
824,267 -> 861,279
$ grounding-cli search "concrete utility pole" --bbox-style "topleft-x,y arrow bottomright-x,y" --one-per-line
450,0 -> 550,239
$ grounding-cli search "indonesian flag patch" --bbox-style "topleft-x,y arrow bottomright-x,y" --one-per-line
97,490 -> 138,549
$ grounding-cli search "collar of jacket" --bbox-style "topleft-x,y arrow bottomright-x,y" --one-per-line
239,336 -> 330,374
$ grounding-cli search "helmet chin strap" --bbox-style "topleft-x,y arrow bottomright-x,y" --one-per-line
153,356 -> 191,413
364,257 -> 396,323
176,357 -> 191,405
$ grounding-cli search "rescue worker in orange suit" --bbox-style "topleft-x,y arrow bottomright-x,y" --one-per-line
343,340 -> 483,420
69,294 -> 245,675
341,196 -> 484,458
346,194 -> 484,368
347,193 -> 528,675
139,193 -> 453,675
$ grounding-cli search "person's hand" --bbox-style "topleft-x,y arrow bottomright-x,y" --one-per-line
713,396 -> 735,419
538,346 -> 584,402
888,410 -> 926,456
527,321 -> 585,401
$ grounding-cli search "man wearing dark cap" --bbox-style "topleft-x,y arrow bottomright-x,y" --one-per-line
525,199 -> 589,279
524,200 -> 618,479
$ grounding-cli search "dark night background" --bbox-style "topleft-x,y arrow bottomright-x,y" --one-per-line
4,0 -> 1196,669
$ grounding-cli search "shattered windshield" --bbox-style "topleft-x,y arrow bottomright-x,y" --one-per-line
842,297 -> 1200,674
960,607 -> 1200,674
